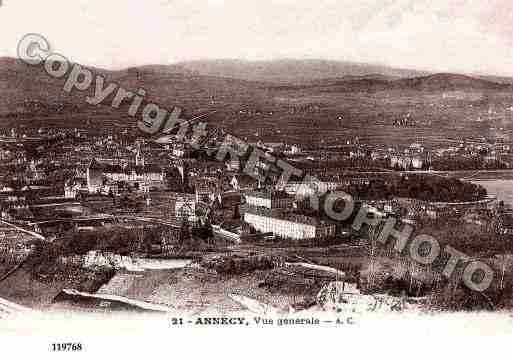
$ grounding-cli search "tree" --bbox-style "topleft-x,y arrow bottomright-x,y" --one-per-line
232,205 -> 241,219
197,221 -> 213,241
178,219 -> 191,248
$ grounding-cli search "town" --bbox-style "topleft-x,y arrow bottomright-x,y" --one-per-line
1,116 -> 512,315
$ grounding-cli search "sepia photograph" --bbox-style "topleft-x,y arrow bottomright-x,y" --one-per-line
0,0 -> 513,357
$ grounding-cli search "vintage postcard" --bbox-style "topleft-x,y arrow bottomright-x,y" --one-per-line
0,1 -> 513,357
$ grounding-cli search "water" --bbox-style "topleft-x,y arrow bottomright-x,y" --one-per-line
472,180 -> 513,207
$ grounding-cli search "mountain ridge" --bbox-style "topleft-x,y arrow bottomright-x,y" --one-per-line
0,56 -> 511,117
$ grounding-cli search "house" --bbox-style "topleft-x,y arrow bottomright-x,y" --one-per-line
229,174 -> 257,191
173,143 -> 193,158
499,214 -> 513,235
175,195 -> 200,227
64,178 -> 88,199
285,144 -> 302,155
390,155 -> 424,170
226,158 -> 241,172
194,177 -> 222,205
284,176 -> 342,197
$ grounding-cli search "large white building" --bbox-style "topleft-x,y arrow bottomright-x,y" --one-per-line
244,207 -> 335,240
390,155 -> 424,170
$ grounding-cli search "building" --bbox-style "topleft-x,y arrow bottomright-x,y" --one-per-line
226,158 -> 241,172
172,143 -> 193,158
244,190 -> 295,210
135,147 -> 145,167
175,195 -> 199,227
229,174 -> 257,191
284,144 -> 302,155
390,155 -> 425,170
64,178 -> 88,198
194,177 -> 221,205
498,214 -> 513,234
243,207 -> 335,240
284,178 -> 341,197
27,160 -> 46,181
86,158 -> 166,194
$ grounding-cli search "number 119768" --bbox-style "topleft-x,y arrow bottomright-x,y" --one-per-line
51,343 -> 83,352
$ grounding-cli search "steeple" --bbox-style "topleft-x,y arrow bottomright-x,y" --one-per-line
88,158 -> 100,169
135,145 -> 145,167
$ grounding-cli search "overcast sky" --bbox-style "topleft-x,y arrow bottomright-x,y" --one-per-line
2,0 -> 513,75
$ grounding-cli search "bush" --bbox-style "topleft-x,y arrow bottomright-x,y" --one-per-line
202,255 -> 279,275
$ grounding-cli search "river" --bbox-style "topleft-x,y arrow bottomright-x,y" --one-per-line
472,180 -> 513,207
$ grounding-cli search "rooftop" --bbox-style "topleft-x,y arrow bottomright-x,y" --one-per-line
245,190 -> 294,200
88,158 -> 163,175
244,206 -> 332,227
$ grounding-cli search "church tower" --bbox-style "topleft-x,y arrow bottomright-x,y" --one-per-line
135,146 -> 145,167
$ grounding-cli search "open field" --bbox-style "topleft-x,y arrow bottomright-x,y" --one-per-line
3,89 -> 512,149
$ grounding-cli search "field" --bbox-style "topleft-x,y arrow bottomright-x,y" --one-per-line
3,90 -> 512,150
227,88 -> 513,148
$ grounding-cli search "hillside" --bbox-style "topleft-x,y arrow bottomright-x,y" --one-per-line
0,57 -> 270,117
1,57 -> 508,117
1,57 -> 513,147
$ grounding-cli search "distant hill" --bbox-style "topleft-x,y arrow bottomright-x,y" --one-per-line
1,57 -> 510,114
2,56 -> 513,147
477,75 -> 513,85
1,56 -> 508,115
0,57 -> 269,116
270,73 -> 512,93
176,59 -> 429,84
392,73 -> 510,91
